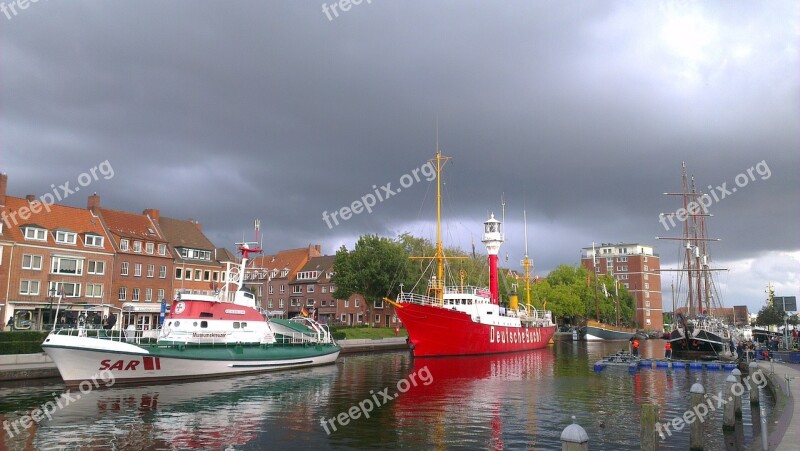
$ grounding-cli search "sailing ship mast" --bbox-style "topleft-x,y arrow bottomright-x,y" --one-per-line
521,210 -> 533,310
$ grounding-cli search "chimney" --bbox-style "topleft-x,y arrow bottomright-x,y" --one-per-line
26,194 -> 36,202
87,193 -> 101,211
0,173 -> 7,206
188,219 -> 202,231
143,208 -> 160,222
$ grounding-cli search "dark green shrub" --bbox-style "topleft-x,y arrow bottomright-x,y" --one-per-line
0,331 -> 50,355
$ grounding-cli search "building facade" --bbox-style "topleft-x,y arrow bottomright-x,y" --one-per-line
581,243 -> 663,331
1,179 -> 116,330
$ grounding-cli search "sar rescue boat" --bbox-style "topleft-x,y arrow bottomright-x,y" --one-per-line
42,226 -> 340,386
386,151 -> 556,357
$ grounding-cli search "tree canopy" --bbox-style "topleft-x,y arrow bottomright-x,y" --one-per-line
332,235 -> 410,306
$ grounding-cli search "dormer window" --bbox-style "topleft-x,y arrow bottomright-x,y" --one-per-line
55,231 -> 78,245
133,241 -> 142,253
158,244 -> 167,256
24,227 -> 47,241
281,269 -> 289,277
120,239 -> 129,251
84,234 -> 104,247
145,242 -> 154,254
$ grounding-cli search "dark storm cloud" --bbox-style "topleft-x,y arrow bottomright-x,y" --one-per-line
2,1 -> 798,310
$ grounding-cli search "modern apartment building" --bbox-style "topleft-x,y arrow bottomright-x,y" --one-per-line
580,243 -> 663,331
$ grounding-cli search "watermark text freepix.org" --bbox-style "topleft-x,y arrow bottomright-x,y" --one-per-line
1,0 -> 45,21
1,159 -> 115,230
3,370 -> 115,438
320,365 -> 433,434
321,0 -> 372,22
659,160 -> 771,231
655,369 -> 767,439
322,161 -> 436,229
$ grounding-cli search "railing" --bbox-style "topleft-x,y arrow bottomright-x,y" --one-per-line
398,292 -> 440,306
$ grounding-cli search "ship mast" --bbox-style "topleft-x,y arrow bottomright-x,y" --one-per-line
522,210 -> 532,309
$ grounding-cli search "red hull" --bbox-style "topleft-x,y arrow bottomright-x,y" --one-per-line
395,302 -> 556,357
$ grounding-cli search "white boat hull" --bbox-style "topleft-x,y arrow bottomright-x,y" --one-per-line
43,334 -> 340,386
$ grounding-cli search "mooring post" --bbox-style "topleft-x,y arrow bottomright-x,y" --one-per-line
748,362 -> 760,405
690,382 -> 705,451
640,404 -> 659,451
723,374 -> 737,431
560,416 -> 589,451
731,368 -> 742,418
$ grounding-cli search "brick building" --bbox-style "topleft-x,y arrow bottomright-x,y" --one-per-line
0,177 -> 115,330
89,194 -> 174,330
249,245 -> 321,316
581,243 -> 663,331
158,216 -> 225,299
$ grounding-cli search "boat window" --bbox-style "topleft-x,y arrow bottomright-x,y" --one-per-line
241,322 -> 247,328
233,322 -> 240,329
174,321 -> 180,327
193,322 -> 198,327
200,312 -> 213,318
200,321 -> 208,328
468,300 -> 473,305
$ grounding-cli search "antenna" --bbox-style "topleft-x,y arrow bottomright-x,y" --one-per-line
501,193 -> 506,228
523,210 -> 529,258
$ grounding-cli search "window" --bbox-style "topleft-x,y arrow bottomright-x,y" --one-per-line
121,261 -> 129,276
375,315 -> 380,323
322,300 -> 327,307
19,280 -> 40,295
268,300 -> 273,308
357,314 -> 363,323
307,299 -> 314,306
86,284 -> 103,298
24,227 -> 47,241
330,299 -> 335,307
330,286 -> 336,293
645,301 -> 651,308
204,270 -> 211,281
341,314 -> 346,323
293,285 -> 302,294
85,234 -> 104,247
643,265 -> 649,271
185,269 -> 192,280
280,269 -> 289,277
374,299 -> 384,309
269,285 -> 274,294
134,263 -> 142,277
355,299 -> 360,307
321,286 -> 327,294
145,288 -> 153,302
51,257 -> 83,275
49,281 -> 80,297
618,257 -> 628,262
643,256 -> 648,262
645,309 -> 651,317
22,254 -> 43,270
160,265 -> 167,278
644,273 -> 649,280
645,291 -> 650,298
307,285 -> 315,293
623,283 -> 629,289
147,264 -> 155,278
55,231 -> 77,245
345,299 -> 349,308
175,267 -> 183,279
145,242 -> 154,254
212,271 -> 219,281
88,260 -> 105,275
133,241 -> 142,253
616,266 -> 628,272
279,299 -> 284,308
157,289 -> 165,301
280,285 -> 285,293
291,299 -> 298,307
120,239 -> 129,251
644,283 -> 649,289
158,244 -> 167,256
118,287 -> 127,301
132,288 -> 140,301
195,269 -> 202,280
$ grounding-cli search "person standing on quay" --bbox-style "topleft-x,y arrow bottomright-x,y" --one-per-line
664,341 -> 672,360
632,337 -> 640,357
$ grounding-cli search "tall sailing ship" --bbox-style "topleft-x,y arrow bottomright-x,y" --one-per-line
658,163 -> 734,360
386,151 -> 556,357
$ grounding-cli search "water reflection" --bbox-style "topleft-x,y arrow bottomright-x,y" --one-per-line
0,341 -> 775,450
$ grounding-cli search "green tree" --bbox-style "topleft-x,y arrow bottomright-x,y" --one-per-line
332,235 -> 411,309
755,303 -> 785,327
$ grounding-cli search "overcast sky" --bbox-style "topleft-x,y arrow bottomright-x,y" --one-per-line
2,1 -> 798,314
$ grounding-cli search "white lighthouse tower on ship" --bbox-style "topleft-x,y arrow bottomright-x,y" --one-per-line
481,214 -> 504,305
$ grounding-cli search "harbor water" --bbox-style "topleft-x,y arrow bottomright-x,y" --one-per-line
0,340 -> 773,450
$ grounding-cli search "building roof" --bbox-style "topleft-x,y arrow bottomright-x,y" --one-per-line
215,247 -> 238,263
158,217 -> 216,251
249,245 -> 321,281
0,196 -> 114,253
97,207 -> 168,244
291,255 -> 336,284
